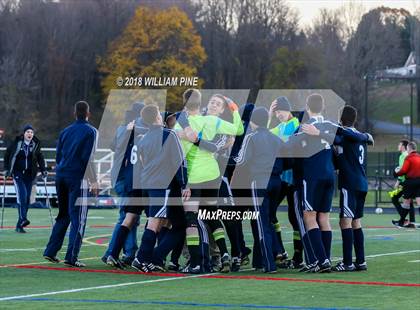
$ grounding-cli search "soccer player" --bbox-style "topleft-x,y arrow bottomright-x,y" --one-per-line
176,89 -> 244,274
290,94 -> 336,273
332,106 -> 373,271
3,125 -> 47,233
43,101 -> 98,267
391,139 -> 415,228
395,142 -> 420,228
131,105 -> 189,272
268,96 -> 303,268
233,107 -> 288,273
102,103 -> 144,266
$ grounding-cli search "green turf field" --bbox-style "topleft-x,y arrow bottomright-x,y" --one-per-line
0,208 -> 419,310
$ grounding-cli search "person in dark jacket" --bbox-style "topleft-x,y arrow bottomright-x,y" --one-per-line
4,124 -> 47,233
43,101 -> 98,267
233,107 -> 286,273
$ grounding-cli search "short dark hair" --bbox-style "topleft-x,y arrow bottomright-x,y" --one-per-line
400,139 -> 409,149
407,141 -> 417,151
141,105 -> 159,126
340,105 -> 357,127
183,88 -> 201,111
306,93 -> 324,114
74,101 -> 90,120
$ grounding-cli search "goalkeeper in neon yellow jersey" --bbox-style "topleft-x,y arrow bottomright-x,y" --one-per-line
175,89 -> 243,274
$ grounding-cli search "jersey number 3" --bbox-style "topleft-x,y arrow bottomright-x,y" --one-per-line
358,145 -> 364,165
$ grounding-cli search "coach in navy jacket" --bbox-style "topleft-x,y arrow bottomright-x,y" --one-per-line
44,101 -> 98,267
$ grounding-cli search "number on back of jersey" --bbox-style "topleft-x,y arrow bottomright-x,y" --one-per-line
358,145 -> 365,165
130,145 -> 138,165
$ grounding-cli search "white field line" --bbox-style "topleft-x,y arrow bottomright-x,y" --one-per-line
408,260 -> 420,263
366,249 -> 420,259
1,249 -> 419,301
0,269 -> 249,302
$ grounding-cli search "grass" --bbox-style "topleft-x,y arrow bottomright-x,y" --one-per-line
0,208 -> 419,310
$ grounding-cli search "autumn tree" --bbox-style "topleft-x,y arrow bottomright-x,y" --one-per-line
98,6 -> 206,111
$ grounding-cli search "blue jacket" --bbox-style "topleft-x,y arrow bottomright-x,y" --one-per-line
55,119 -> 97,182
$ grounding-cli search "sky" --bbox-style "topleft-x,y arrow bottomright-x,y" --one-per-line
289,0 -> 419,27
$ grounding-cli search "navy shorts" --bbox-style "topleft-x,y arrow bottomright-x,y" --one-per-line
302,178 -> 334,213
339,188 -> 367,219
121,189 -> 144,215
143,189 -> 170,218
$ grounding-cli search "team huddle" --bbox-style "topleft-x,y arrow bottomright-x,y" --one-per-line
5,90 -> 383,274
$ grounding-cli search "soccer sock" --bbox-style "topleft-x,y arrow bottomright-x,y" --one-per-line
223,220 -> 240,257
153,228 -> 184,266
273,222 -> 286,254
392,196 -> 403,217
186,234 -> 200,266
353,228 -> 365,264
321,230 -> 332,260
307,228 -> 327,263
292,231 -> 303,263
157,226 -> 169,246
213,228 -> 228,256
341,228 -> 353,266
170,237 -> 184,264
136,228 -> 157,263
302,232 -> 317,265
110,225 -> 130,258
399,205 -> 410,225
409,203 -> 416,223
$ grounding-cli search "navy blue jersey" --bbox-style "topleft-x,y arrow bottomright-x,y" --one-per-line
289,116 -> 336,182
335,127 -> 368,192
56,119 -> 97,182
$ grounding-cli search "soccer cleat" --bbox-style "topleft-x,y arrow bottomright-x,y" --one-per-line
240,247 -> 252,266
230,257 -> 241,272
167,261 -> 180,272
275,252 -> 288,266
332,262 -> 356,272
404,223 -> 416,229
106,255 -> 125,270
392,219 -> 406,228
64,260 -> 86,268
43,255 -> 60,263
210,255 -> 222,270
131,258 -> 151,273
15,227 -> 26,233
220,253 -> 231,273
121,255 -> 135,266
180,264 -> 201,274
150,264 -> 166,272
299,262 -> 317,273
314,259 -> 332,273
101,255 -> 108,265
21,220 -> 30,227
354,261 -> 367,271
265,268 -> 277,274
